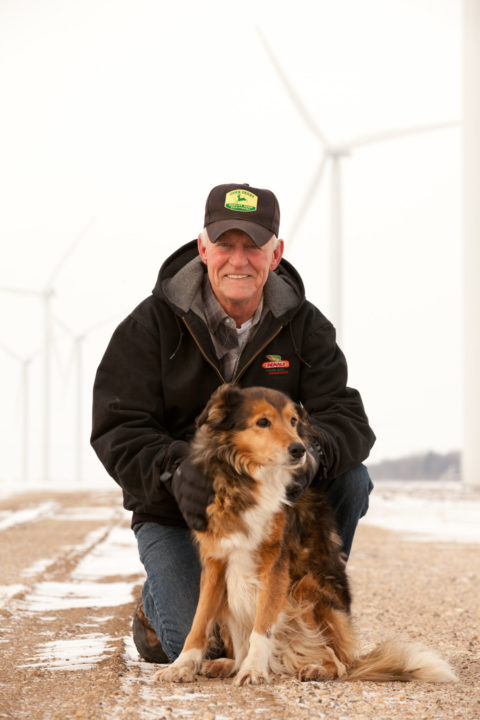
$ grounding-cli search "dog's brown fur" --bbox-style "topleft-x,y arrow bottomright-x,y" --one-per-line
155,385 -> 456,685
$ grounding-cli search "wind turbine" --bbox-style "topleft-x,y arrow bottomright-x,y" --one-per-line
258,29 -> 460,341
53,313 -> 118,485
0,218 -> 95,482
0,343 -> 36,483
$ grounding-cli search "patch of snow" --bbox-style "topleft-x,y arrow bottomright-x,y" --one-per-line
70,526 -> 110,552
54,506 -> 122,522
16,580 -> 137,612
20,526 -> 125,581
364,480 -> 480,543
0,501 -> 59,530
123,634 -> 140,664
161,692 -> 212,701
20,633 -> 115,670
72,527 -> 143,580
0,584 -> 26,604
22,557 -> 57,578
86,614 -> 115,623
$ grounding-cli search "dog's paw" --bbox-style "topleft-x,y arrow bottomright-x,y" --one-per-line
297,663 -> 336,682
297,652 -> 347,682
234,664 -> 271,686
153,649 -> 202,683
153,664 -> 197,683
201,658 -> 236,678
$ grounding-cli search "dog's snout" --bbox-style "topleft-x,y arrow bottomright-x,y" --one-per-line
288,442 -> 305,460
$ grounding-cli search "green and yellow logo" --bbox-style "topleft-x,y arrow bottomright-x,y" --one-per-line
225,189 -> 258,212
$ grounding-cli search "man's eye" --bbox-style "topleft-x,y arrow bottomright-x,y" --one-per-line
291,417 -> 298,427
256,418 -> 271,428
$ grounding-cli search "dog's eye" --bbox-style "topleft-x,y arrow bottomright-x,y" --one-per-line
256,417 -> 271,428
291,417 -> 298,427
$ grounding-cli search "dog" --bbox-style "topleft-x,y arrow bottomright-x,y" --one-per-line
155,385 -> 456,685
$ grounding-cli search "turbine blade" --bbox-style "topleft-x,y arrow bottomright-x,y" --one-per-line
0,286 -> 41,296
288,156 -> 328,244
83,314 -> 119,337
345,121 -> 460,151
257,27 -> 330,147
45,216 -> 96,289
0,341 -> 23,362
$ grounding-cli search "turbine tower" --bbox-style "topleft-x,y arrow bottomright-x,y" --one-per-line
0,343 -> 34,483
463,0 -> 480,486
54,313 -> 118,484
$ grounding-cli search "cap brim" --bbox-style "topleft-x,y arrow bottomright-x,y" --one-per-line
206,219 -> 274,247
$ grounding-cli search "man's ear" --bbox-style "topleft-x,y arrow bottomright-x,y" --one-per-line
269,239 -> 284,271
198,234 -> 208,264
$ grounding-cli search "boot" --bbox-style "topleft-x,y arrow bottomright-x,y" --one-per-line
132,598 -> 169,664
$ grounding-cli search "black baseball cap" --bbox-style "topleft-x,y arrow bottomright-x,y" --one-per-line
204,183 -> 280,247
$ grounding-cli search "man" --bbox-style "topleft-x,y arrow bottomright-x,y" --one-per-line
91,182 -> 375,665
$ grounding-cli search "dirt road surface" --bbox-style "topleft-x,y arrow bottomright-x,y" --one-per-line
0,485 -> 479,720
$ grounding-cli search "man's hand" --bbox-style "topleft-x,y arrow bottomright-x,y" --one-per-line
169,458 -> 213,531
286,438 -> 326,502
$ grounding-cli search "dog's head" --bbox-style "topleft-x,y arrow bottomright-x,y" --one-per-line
193,384 -> 316,476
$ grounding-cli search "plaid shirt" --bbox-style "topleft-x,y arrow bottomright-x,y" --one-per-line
202,278 -> 265,382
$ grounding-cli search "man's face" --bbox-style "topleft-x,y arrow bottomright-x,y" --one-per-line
197,229 -> 284,324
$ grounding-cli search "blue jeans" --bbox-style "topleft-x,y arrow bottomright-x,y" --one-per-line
134,463 -> 373,662
321,463 -> 374,558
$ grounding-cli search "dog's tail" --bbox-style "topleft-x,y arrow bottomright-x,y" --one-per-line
346,639 -> 457,682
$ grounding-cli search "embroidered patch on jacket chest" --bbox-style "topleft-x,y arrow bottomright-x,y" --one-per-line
261,354 -> 290,375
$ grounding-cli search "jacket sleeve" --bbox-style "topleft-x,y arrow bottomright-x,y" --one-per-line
296,309 -> 376,479
90,313 -> 185,507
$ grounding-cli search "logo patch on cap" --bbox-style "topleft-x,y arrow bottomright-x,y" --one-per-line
225,189 -> 258,213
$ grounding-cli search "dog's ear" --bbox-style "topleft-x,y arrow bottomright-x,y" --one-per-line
196,384 -> 243,430
295,402 -> 315,440
295,402 -> 308,419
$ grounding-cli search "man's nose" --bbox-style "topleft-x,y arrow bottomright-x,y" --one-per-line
230,246 -> 248,265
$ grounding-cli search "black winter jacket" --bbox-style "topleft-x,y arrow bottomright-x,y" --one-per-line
91,241 -> 375,527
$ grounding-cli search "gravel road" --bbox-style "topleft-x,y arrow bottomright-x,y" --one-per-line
0,485 -> 478,720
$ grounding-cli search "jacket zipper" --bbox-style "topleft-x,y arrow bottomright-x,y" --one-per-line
232,325 -> 283,384
181,317 -> 226,384
182,317 -> 284,388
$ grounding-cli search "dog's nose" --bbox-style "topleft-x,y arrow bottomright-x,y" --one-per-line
288,442 -> 305,460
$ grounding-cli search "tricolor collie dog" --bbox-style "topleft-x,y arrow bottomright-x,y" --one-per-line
155,385 -> 456,685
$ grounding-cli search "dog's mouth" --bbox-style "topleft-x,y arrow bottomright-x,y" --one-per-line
289,455 -> 306,466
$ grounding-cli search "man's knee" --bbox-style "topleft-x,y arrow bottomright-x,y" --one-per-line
325,463 -> 374,519
322,464 -> 373,558
341,463 -> 373,516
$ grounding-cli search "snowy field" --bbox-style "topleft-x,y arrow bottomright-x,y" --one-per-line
363,479 -> 480,544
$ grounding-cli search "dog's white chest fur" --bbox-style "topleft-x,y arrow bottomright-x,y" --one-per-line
219,465 -> 289,556
218,465 -> 291,653
225,549 -> 259,630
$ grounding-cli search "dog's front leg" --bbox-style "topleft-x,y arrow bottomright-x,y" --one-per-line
235,515 -> 289,686
154,557 -> 226,683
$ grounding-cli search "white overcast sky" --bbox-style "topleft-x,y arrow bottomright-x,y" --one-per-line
0,0 -> 462,484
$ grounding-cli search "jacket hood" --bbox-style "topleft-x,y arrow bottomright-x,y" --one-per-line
152,240 -> 306,324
